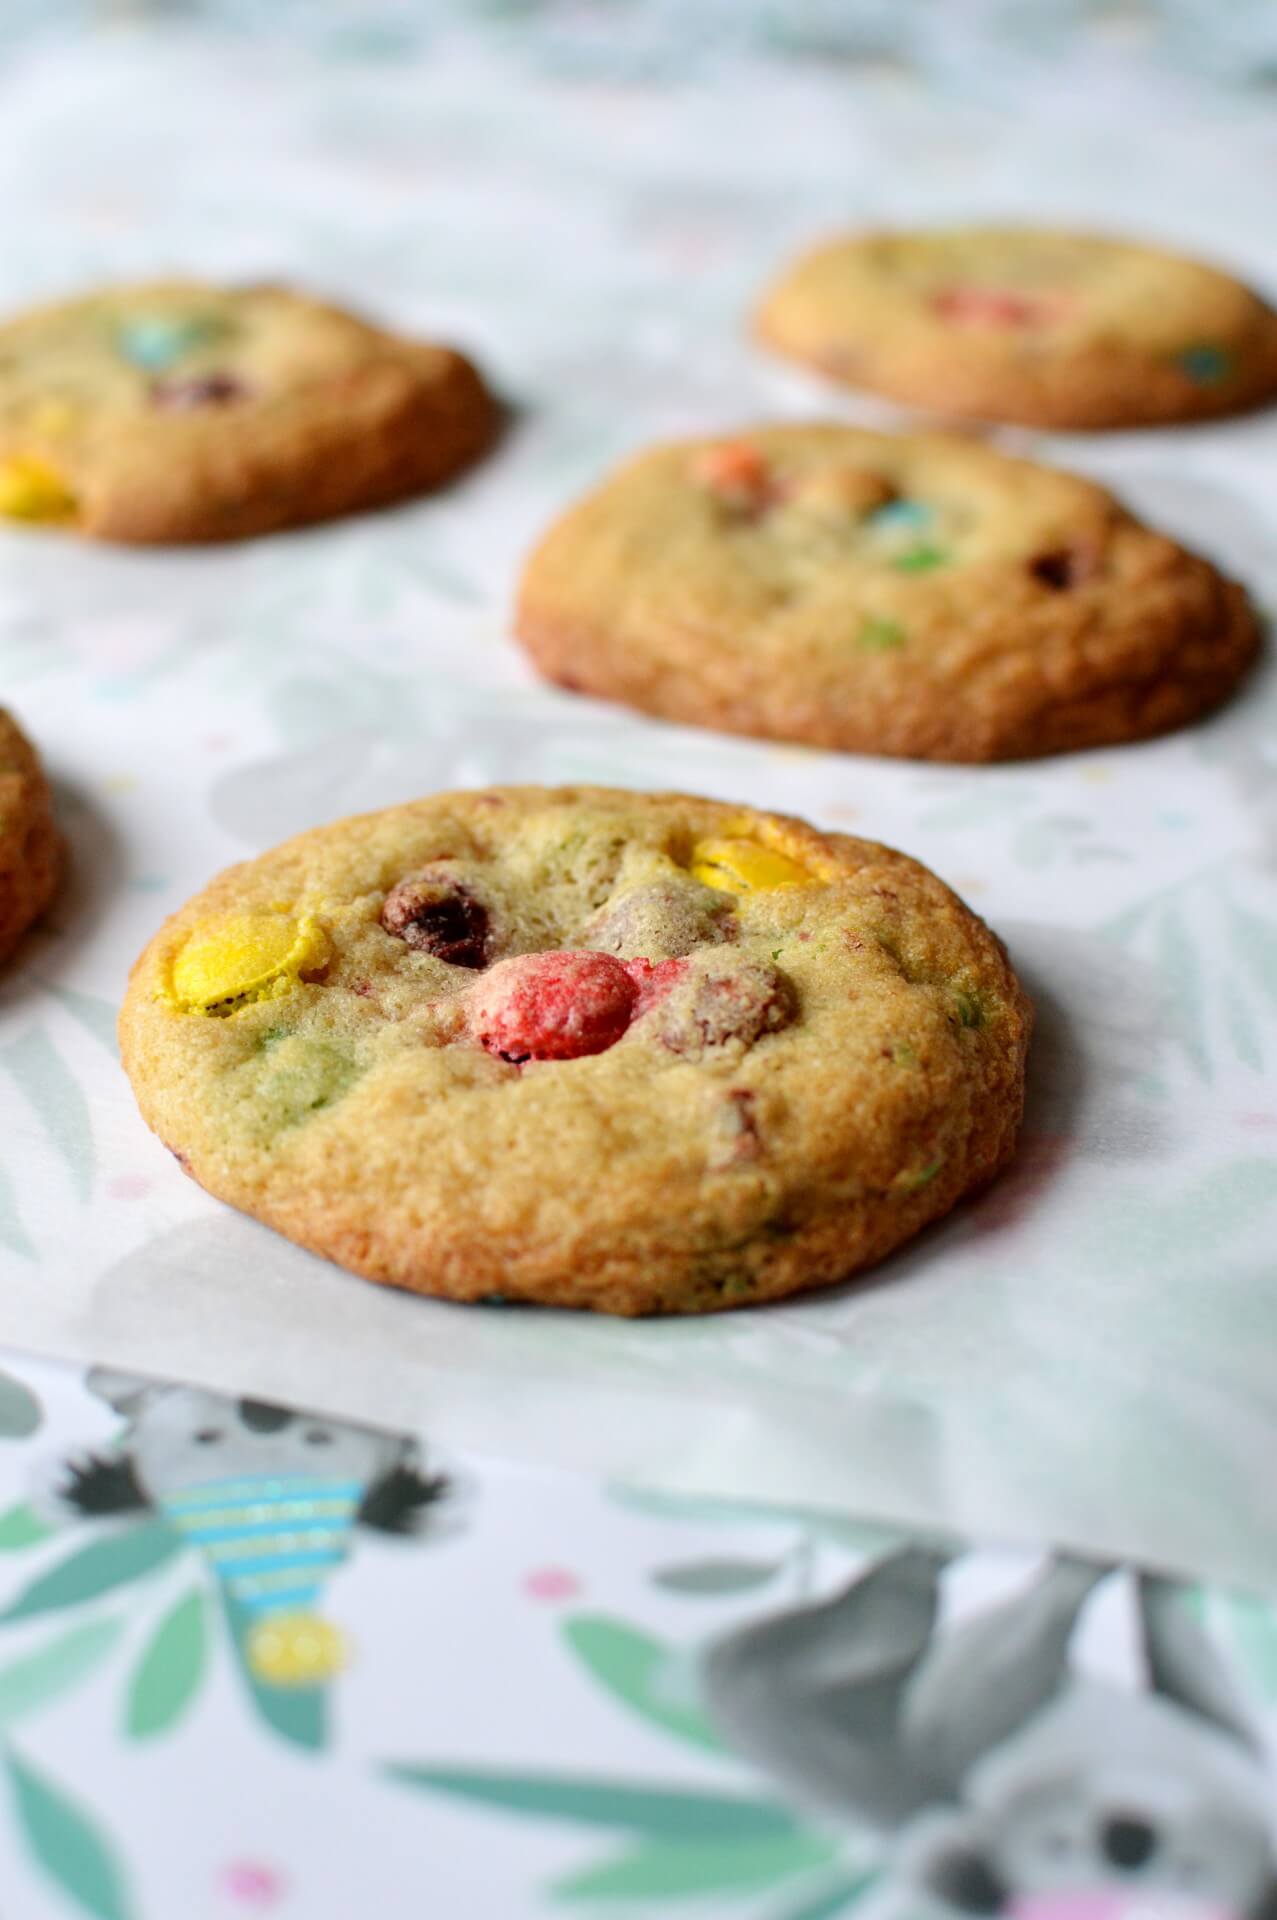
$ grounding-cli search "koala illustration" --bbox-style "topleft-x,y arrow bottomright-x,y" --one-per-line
53,1370 -> 450,1680
704,1548 -> 1277,1917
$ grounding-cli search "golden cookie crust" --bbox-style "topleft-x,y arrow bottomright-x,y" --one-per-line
119,786 -> 1031,1317
0,280 -> 495,543
516,423 -> 1258,763
756,227 -> 1277,430
0,709 -> 62,965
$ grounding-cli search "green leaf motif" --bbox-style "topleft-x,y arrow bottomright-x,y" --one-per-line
384,1768 -> 800,1840
1157,903 -> 1209,1080
1223,976 -> 1264,1072
1103,898 -> 1148,943
554,1833 -> 839,1901
402,553 -> 482,605
651,1558 -> 779,1596
1178,1584 -> 1208,1624
562,1617 -> 725,1753
268,673 -> 376,748
1215,1593 -> 1277,1701
1079,1158 -> 1277,1271
0,1617 -> 125,1726
914,783 -> 1033,834
0,1522 -> 182,1624
47,986 -> 121,1055
0,1367 -> 42,1438
607,1484 -> 906,1559
126,1588 -> 207,1739
773,1867 -> 882,1919
0,1502 -> 54,1551
5,1744 -> 133,1920
1231,904 -> 1277,1013
0,1159 -> 35,1260
219,1589 -> 327,1751
0,1025 -> 95,1200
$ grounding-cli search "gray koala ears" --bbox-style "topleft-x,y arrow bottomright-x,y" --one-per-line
84,1368 -> 166,1419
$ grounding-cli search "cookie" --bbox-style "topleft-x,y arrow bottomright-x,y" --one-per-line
756,227 -> 1277,430
119,786 -> 1031,1317
0,280 -> 495,543
516,423 -> 1258,762
0,709 -> 61,964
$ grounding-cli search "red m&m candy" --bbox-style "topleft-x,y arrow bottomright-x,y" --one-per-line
468,951 -> 639,1062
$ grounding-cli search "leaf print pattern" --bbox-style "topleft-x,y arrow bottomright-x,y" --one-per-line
386,1768 -> 848,1907
0,1025 -> 96,1202
4,1744 -> 134,1920
0,1619 -> 126,1728
45,986 -> 121,1055
384,1770 -> 805,1839
650,1558 -> 780,1595
1102,869 -> 1277,1079
0,1522 -> 182,1624
1204,1590 -> 1277,1701
124,1587 -> 207,1738
0,1503 -> 53,1551
560,1617 -> 726,1753
552,1832 -> 840,1901
0,1369 -> 42,1438
0,20 -> 1276,1914
0,1162 -> 36,1261
770,1869 -> 883,1920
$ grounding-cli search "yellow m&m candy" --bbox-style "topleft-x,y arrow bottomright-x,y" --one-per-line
690,837 -> 813,895
0,454 -> 77,523
166,912 -> 328,1014
247,1613 -> 348,1687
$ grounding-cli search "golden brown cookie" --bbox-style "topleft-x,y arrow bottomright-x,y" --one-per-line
756,227 -> 1277,429
516,423 -> 1258,762
119,786 -> 1031,1317
0,709 -> 61,964
0,281 -> 495,543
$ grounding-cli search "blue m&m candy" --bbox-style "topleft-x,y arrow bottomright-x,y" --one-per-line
1177,344 -> 1232,386
866,498 -> 934,533
116,314 -> 223,371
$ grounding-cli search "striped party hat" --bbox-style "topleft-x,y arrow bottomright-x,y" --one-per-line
161,1472 -> 364,1685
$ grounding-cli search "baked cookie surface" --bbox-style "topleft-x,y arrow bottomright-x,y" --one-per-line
516,423 -> 1257,762
119,786 -> 1031,1317
0,709 -> 61,964
756,227 -> 1277,429
0,281 -> 494,543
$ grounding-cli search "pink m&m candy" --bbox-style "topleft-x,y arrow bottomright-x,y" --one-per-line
932,285 -> 1068,329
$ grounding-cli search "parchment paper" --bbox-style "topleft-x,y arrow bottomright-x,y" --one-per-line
2,28 -> 1275,1592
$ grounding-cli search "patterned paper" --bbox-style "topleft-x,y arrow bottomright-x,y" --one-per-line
0,28 -> 1275,1597
0,1352 -> 1276,1920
